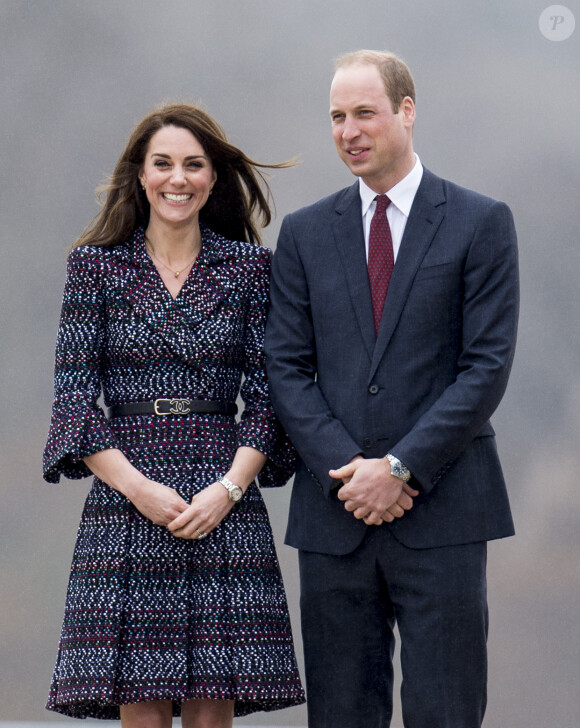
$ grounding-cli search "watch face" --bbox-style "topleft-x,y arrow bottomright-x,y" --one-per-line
387,455 -> 409,481
230,486 -> 243,502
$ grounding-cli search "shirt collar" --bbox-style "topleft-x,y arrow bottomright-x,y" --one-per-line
359,154 -> 424,217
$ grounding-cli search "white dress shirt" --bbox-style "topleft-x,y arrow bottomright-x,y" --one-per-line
359,155 -> 424,262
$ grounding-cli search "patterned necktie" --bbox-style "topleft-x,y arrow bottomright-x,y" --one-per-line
368,194 -> 394,334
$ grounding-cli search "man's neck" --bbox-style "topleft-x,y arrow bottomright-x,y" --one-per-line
361,150 -> 416,195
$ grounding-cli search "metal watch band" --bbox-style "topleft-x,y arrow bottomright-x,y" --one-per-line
219,476 -> 243,502
385,453 -> 411,483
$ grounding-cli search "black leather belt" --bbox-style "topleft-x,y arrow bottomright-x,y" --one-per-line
108,399 -> 238,418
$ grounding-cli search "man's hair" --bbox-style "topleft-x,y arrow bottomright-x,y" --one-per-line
334,50 -> 416,112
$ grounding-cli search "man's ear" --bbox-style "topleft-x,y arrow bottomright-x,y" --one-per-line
400,96 -> 416,128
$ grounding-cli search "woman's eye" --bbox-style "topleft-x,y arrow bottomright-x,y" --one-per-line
154,160 -> 170,168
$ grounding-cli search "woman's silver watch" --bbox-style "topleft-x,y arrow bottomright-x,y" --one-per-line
385,453 -> 411,483
219,475 -> 244,502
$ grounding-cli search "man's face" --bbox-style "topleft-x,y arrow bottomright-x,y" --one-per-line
329,63 -> 415,193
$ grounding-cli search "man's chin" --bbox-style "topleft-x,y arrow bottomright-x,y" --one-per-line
343,159 -> 368,177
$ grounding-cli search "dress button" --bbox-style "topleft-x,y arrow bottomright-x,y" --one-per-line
363,438 -> 372,448
369,384 -> 379,395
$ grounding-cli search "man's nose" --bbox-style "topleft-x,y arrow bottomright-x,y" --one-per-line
342,118 -> 360,141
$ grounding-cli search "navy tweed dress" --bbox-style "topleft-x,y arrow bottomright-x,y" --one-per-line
43,226 -> 305,719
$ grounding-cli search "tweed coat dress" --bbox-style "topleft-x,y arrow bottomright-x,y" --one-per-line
43,226 -> 305,719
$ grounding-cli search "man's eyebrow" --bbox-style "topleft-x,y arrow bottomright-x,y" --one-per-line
330,103 -> 375,114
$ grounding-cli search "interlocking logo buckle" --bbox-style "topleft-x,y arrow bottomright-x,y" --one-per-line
153,398 -> 191,415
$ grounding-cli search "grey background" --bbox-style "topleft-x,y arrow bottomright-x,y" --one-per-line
1,1 -> 579,726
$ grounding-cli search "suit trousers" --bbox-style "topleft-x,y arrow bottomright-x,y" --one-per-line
299,526 -> 488,728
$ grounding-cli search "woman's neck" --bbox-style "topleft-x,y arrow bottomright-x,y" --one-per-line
144,219 -> 202,263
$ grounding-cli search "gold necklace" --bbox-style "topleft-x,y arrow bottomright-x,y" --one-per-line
146,239 -> 198,278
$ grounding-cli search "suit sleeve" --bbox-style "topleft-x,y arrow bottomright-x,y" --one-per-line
265,215 -> 362,495
391,200 -> 519,492
236,249 -> 296,488
43,248 -> 120,483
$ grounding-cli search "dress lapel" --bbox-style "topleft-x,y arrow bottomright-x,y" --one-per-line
116,227 -> 174,331
370,169 -> 447,381
178,228 -> 237,333
115,227 -> 235,367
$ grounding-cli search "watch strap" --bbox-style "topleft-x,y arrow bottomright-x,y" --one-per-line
219,475 -> 243,501
385,453 -> 411,482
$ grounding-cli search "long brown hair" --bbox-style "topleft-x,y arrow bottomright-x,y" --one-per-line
73,103 -> 294,249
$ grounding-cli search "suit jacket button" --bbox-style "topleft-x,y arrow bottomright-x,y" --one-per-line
363,438 -> 372,448
369,384 -> 379,395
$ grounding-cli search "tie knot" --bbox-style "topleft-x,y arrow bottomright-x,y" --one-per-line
374,195 -> 390,213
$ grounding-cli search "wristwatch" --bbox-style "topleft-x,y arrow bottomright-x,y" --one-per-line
385,453 -> 411,483
219,475 -> 244,502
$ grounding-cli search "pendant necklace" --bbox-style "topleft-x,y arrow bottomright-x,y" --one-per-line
146,238 -> 198,278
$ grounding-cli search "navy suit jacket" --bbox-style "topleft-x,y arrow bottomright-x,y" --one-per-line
265,168 -> 519,555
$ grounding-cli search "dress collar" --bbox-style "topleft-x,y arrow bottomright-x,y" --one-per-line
117,224 -> 237,269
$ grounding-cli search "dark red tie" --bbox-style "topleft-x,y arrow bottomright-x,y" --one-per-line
368,195 -> 394,334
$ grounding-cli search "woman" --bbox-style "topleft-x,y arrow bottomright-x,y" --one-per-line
43,104 -> 305,727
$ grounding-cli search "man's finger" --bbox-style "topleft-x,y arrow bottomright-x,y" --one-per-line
329,463 -> 356,480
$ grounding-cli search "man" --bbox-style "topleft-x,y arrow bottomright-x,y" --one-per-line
265,50 -> 519,728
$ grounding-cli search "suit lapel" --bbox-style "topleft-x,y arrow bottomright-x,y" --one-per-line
332,183 -> 376,359
369,169 -> 447,380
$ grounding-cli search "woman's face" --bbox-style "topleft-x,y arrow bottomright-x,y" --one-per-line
140,124 -> 217,230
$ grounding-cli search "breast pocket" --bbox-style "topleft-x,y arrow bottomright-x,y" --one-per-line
413,261 -> 455,282
403,261 -> 461,338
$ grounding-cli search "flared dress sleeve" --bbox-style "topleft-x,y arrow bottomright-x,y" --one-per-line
43,246 -> 120,483
237,249 -> 296,488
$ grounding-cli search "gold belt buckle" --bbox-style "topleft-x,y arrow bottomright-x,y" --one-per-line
154,398 -> 191,415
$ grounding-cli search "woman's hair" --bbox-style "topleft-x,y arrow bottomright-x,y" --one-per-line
73,103 -> 294,248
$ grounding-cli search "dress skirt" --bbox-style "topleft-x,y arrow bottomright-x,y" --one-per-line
47,413 -> 304,719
